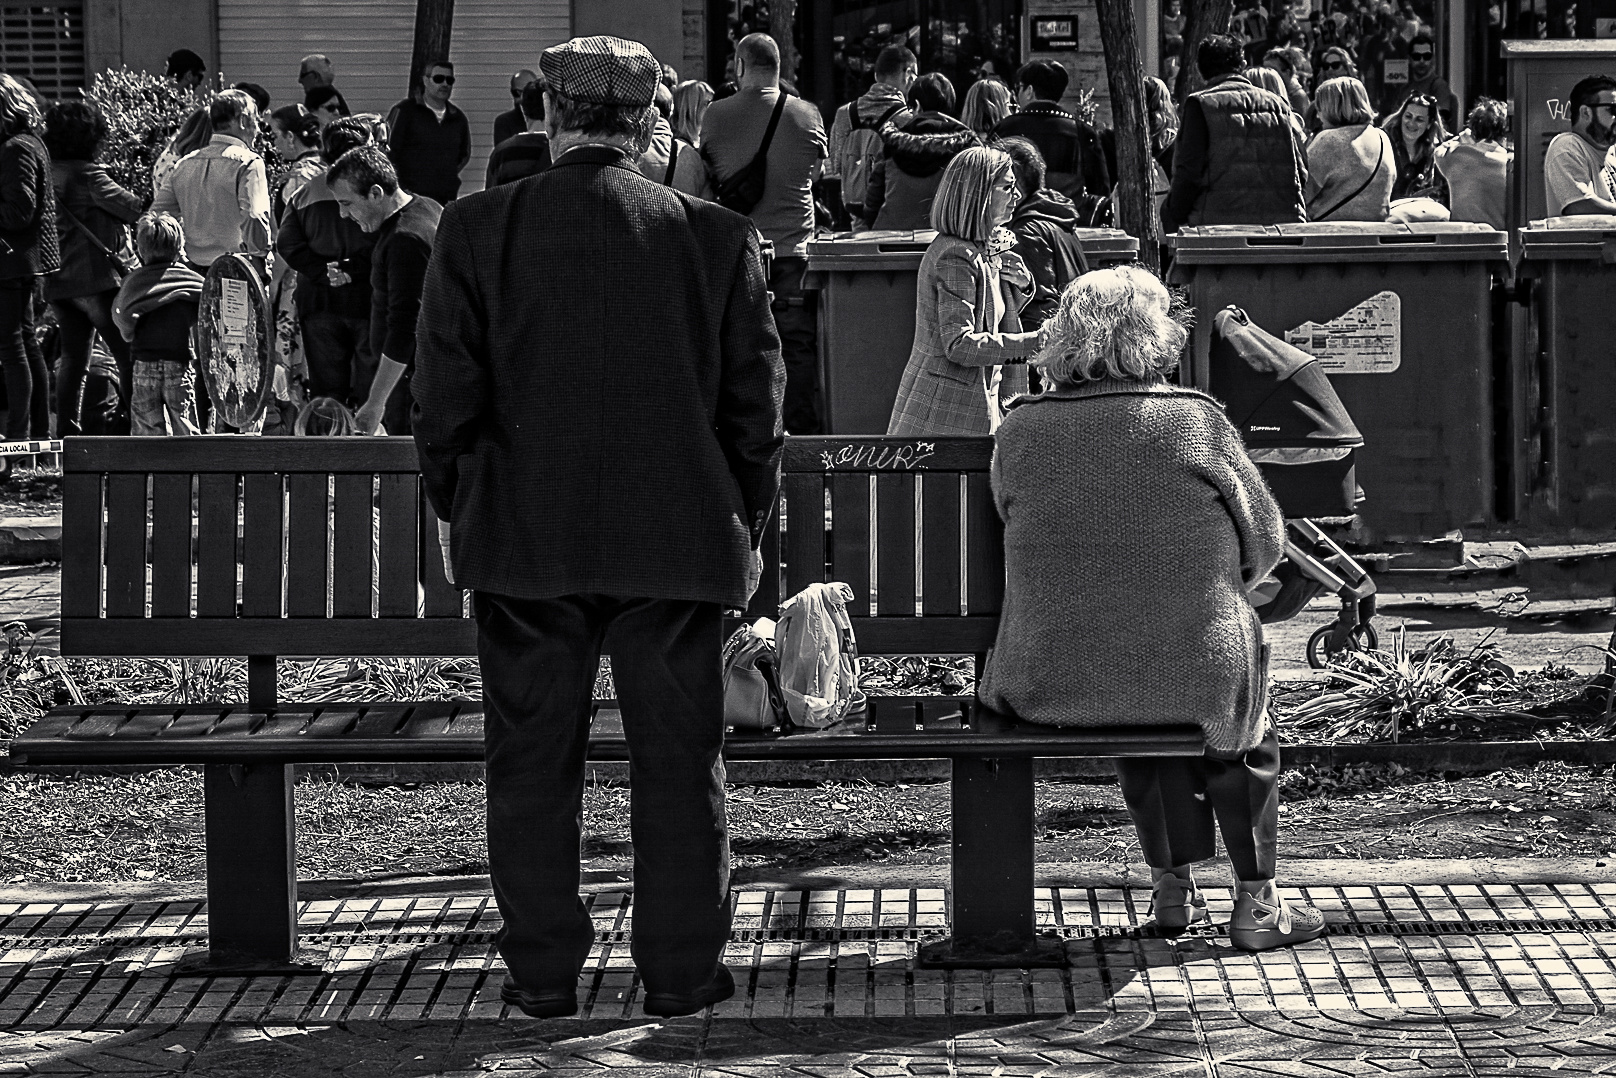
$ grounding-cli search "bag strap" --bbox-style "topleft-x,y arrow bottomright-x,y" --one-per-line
1313,132 -> 1385,222
57,205 -> 120,261
875,102 -> 906,128
663,140 -> 680,187
757,92 -> 788,161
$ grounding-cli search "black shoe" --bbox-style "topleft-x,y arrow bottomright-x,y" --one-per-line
500,975 -> 578,1018
642,964 -> 736,1018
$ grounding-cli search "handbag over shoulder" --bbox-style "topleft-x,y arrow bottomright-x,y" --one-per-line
707,92 -> 788,216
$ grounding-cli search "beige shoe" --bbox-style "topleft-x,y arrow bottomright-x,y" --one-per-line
1150,870 -> 1208,930
1230,882 -> 1326,951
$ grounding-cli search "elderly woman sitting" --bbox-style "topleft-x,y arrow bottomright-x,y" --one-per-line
977,266 -> 1325,951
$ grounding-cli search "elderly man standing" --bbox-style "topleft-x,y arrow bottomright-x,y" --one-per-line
413,36 -> 783,1019
299,54 -> 336,106
151,89 -> 271,272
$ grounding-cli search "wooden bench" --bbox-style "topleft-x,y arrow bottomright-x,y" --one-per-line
12,435 -> 1203,973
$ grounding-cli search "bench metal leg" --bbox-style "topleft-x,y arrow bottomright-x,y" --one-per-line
175,762 -> 322,975
917,756 -> 1063,969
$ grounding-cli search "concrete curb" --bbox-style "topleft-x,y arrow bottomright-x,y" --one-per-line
0,516 -> 60,564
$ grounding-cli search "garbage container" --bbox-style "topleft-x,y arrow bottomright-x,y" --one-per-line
1515,218 -> 1616,536
1171,222 -> 1507,545
804,228 -> 1139,434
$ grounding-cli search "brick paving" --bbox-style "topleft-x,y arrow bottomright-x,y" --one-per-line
3,883 -> 1616,1073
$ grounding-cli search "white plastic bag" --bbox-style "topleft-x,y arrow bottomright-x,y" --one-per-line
775,582 -> 862,729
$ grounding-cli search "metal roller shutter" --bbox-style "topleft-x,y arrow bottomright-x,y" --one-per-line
218,0 -> 569,196
0,3 -> 86,101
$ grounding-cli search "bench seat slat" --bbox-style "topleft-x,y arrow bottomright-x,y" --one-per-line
23,710 -> 91,740
252,712 -> 319,739
155,709 -> 227,738
444,710 -> 484,738
211,710 -> 267,737
303,708 -> 362,738
399,702 -> 461,738
66,711 -> 133,740
349,705 -> 410,738
117,709 -> 181,739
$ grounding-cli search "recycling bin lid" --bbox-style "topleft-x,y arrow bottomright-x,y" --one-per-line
1520,216 -> 1616,261
1169,222 -> 1507,264
806,227 -> 1139,271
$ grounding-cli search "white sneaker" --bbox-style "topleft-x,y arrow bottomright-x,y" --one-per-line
1230,882 -> 1326,951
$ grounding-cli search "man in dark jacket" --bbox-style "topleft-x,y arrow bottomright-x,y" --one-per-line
386,60 -> 472,204
996,136 -> 1085,330
485,80 -> 551,187
992,59 -> 1110,201
413,35 -> 784,1021
276,118 -> 377,407
1162,35 -> 1307,231
493,69 -> 540,146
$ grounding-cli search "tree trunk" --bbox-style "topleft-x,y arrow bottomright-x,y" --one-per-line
409,0 -> 455,100
1173,0 -> 1236,101
771,0 -> 800,87
1094,0 -> 1161,273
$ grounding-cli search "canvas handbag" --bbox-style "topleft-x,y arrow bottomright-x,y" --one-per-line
722,618 -> 787,734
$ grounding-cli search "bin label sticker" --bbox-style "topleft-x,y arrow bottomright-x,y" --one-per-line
218,279 -> 250,345
1284,291 -> 1400,374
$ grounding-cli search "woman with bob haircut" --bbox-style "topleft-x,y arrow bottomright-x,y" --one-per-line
960,77 -> 1014,140
978,266 -> 1325,952
1305,76 -> 1395,220
887,145 -> 1040,435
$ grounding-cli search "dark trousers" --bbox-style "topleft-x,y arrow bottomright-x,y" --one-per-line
1113,725 -> 1280,881
0,278 -> 49,442
769,255 -> 821,435
475,592 -> 731,994
51,290 -> 132,436
300,309 -> 372,407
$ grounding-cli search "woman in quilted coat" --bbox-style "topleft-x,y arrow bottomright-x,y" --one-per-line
978,265 -> 1326,953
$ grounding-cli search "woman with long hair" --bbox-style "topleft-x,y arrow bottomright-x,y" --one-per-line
671,80 -> 714,146
1305,77 -> 1395,221
0,74 -> 57,453
151,107 -> 211,191
1382,92 -> 1450,202
887,146 -> 1040,435
43,100 -> 143,436
960,77 -> 1014,140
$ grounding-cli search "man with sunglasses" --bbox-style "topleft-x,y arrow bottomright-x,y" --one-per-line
386,59 -> 472,206
494,69 -> 540,147
1544,75 -> 1616,216
1390,32 -> 1455,129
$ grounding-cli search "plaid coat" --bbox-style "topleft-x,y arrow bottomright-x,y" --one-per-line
887,234 -> 1039,436
412,146 -> 785,608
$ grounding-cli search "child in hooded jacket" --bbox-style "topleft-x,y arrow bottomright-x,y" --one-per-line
112,212 -> 204,435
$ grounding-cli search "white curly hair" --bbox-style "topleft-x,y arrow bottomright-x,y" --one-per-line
1034,265 -> 1191,386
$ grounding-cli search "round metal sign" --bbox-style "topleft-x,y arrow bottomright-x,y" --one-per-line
197,254 -> 274,430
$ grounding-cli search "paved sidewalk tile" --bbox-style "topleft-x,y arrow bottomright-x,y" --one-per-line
5,882 -> 1616,1073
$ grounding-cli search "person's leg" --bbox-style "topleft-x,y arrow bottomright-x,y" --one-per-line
129,361 -> 165,435
475,591 -> 604,994
299,309 -> 353,403
0,280 -> 36,444
49,298 -> 95,437
606,598 -> 732,1000
768,255 -> 822,435
1201,725 -> 1281,883
1204,725 -> 1325,950
20,289 -> 49,440
161,360 -> 200,435
1114,756 -> 1218,871
82,290 -> 134,422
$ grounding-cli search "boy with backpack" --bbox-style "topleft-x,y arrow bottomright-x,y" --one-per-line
111,212 -> 204,435
825,45 -> 916,229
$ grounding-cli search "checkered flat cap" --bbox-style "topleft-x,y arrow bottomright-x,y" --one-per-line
540,36 -> 659,107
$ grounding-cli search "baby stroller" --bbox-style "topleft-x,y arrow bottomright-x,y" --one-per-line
1210,306 -> 1379,669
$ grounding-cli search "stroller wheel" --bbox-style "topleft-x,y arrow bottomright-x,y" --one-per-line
1306,623 -> 1380,669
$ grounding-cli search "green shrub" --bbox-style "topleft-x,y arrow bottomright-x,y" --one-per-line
83,67 -> 203,207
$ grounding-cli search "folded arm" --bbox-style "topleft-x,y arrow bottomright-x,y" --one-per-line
932,248 -> 1042,367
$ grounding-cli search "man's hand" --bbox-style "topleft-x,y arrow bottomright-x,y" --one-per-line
437,518 -> 454,586
745,548 -> 763,603
326,262 -> 352,287
356,399 -> 386,435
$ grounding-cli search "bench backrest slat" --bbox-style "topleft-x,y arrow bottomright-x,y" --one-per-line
61,436 -> 999,657
151,473 -> 193,617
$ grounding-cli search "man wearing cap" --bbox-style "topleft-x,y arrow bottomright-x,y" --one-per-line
413,35 -> 783,1021
494,69 -> 540,146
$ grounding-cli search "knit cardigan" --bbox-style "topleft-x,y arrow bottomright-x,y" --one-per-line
977,377 -> 1284,754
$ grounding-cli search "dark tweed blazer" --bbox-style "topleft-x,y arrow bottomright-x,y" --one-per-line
413,145 -> 785,608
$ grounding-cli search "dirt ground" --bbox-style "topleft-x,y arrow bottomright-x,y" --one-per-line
4,759 -> 1615,887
